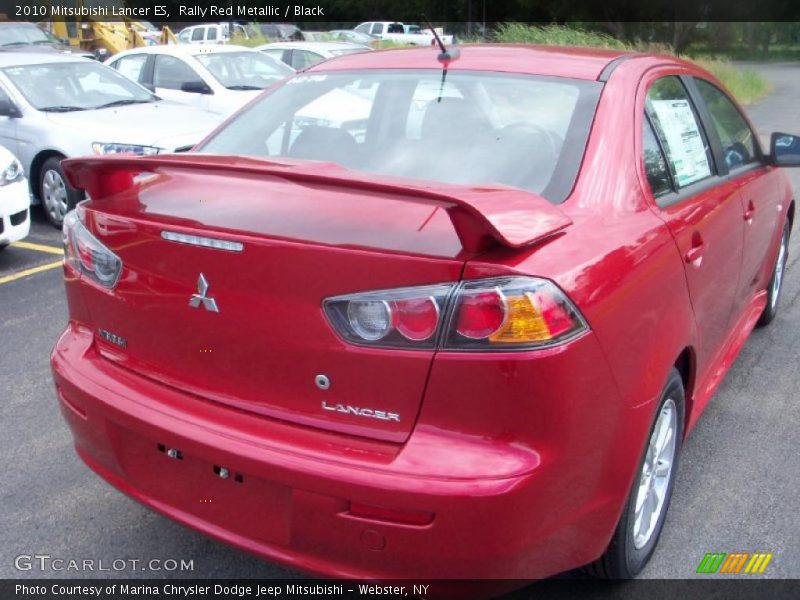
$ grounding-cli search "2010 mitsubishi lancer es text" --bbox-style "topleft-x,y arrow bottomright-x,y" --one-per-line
51,45 -> 797,584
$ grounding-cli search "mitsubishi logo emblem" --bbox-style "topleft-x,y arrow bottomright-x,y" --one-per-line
189,273 -> 219,313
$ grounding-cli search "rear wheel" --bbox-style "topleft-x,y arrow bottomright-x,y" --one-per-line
588,368 -> 684,579
758,218 -> 790,327
39,156 -> 81,228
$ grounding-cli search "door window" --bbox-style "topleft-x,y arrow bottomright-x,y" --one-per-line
110,54 -> 147,83
646,77 -> 714,189
354,23 -> 371,34
371,23 -> 384,35
642,118 -> 673,198
190,27 -> 205,42
206,26 -> 219,42
291,50 -> 324,70
153,55 -> 198,90
694,78 -> 758,170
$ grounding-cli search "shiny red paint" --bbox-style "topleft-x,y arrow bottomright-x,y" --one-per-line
52,46 -> 794,584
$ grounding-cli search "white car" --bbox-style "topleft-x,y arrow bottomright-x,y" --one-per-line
353,22 -> 454,46
176,23 -> 249,45
106,45 -> 293,117
0,53 -> 223,227
0,145 -> 30,249
256,41 -> 371,70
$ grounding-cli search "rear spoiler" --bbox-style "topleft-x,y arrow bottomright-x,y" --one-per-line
61,154 -> 572,253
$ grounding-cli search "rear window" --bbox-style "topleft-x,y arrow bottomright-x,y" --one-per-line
199,69 -> 602,203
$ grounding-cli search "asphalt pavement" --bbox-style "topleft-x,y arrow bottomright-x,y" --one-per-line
0,63 -> 798,588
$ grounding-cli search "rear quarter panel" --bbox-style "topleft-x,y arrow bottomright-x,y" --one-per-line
433,61 -> 700,539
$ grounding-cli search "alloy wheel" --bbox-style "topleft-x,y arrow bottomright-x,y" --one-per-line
632,398 -> 677,550
771,228 -> 788,311
42,168 -> 69,224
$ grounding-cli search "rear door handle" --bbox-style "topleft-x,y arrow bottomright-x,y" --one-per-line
685,232 -> 705,264
743,200 -> 756,221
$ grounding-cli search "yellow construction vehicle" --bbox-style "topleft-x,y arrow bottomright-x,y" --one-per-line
41,1 -> 176,57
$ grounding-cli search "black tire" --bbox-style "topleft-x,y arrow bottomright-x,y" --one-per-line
39,156 -> 81,228
587,368 -> 685,579
757,218 -> 790,327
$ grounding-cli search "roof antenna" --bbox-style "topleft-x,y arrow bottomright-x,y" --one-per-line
423,16 -> 459,103
423,16 -> 460,64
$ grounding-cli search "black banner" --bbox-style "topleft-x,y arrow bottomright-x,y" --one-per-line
1,579 -> 799,600
1,0 -> 800,23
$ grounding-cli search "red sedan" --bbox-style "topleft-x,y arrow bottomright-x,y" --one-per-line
52,45 -> 797,583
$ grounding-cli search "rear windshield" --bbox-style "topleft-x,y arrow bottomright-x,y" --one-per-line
199,69 -> 602,202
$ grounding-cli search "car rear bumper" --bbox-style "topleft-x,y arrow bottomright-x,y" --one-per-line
0,179 -> 31,246
51,322 -> 629,581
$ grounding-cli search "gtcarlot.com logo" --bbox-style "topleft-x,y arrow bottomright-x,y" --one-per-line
696,552 -> 773,574
14,554 -> 194,572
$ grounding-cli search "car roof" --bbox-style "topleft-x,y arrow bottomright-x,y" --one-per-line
114,44 -> 255,57
310,44 -> 638,80
258,41 -> 368,52
0,52 -> 92,67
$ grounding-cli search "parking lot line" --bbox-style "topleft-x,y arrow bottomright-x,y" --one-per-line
11,241 -> 64,255
0,261 -> 62,285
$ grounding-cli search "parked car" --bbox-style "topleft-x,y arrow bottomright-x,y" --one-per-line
257,41 -> 371,70
0,146 -> 29,250
0,22 -> 94,60
0,53 -> 222,227
176,23 -> 249,45
54,46 -> 795,587
106,45 -> 292,117
353,21 -> 454,46
328,29 -> 378,45
252,23 -> 304,42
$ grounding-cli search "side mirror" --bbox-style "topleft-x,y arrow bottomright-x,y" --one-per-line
770,132 -> 800,167
0,98 -> 21,118
180,80 -> 212,94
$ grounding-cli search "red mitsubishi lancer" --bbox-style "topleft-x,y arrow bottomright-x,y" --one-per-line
52,45 -> 797,582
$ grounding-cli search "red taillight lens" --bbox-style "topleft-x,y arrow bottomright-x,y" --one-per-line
63,209 -> 122,288
392,297 -> 439,341
454,290 -> 506,339
323,277 -> 587,351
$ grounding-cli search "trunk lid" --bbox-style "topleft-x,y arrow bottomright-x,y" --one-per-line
63,155 -> 570,442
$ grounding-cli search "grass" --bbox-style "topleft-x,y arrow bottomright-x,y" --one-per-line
492,23 -> 772,105
692,58 -> 773,105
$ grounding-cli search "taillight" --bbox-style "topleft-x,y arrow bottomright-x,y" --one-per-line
323,276 -> 588,351
443,277 -> 587,350
324,284 -> 454,349
63,209 -> 122,288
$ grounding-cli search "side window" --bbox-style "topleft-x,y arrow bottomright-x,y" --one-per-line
178,30 -> 191,43
354,23 -> 370,34
111,54 -> 147,83
190,27 -> 205,42
694,78 -> 757,170
642,118 -> 673,198
371,23 -> 384,35
646,76 -> 714,189
153,55 -> 198,90
206,26 -> 218,42
291,50 -> 323,70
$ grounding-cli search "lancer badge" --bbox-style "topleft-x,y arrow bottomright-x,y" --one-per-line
189,273 -> 219,312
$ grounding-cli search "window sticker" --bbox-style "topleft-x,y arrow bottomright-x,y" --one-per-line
650,99 -> 712,187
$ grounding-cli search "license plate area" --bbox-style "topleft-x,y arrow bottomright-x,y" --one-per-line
113,425 -> 291,546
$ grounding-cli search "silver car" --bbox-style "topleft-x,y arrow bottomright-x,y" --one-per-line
0,53 -> 223,226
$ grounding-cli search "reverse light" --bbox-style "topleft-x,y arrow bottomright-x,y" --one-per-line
323,276 -> 588,351
63,210 -> 122,288
92,142 -> 160,156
